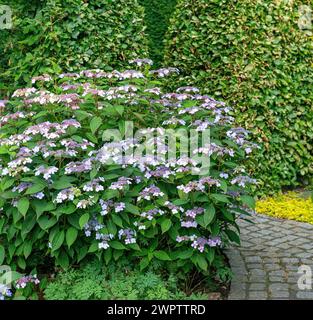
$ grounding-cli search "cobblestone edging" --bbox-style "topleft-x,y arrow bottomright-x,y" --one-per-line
227,214 -> 313,300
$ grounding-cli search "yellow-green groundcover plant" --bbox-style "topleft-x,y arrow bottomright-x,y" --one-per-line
256,192 -> 313,224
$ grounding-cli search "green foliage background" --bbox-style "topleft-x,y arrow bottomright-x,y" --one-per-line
0,0 -> 148,94
164,0 -> 313,192
139,0 -> 177,67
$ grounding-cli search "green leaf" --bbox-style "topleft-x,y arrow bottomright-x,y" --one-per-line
211,193 -> 229,203
79,213 -> 89,229
240,195 -> 256,209
0,245 -> 5,265
17,198 -> 29,216
53,203 -> 76,215
177,249 -> 193,260
17,256 -> 26,269
207,248 -> 215,264
23,242 -> 32,259
154,250 -> 171,261
25,181 -> 46,195
128,243 -> 141,251
50,176 -> 76,190
66,227 -> 78,248
51,230 -> 65,252
160,218 -> 172,233
194,254 -> 208,271
21,213 -> 36,239
140,257 -> 150,271
204,204 -> 215,227
125,203 -> 140,215
110,241 -> 126,250
104,248 -> 112,264
221,209 -> 234,222
226,229 -> 241,245
90,116 -> 102,134
57,251 -> 69,269
111,214 -> 123,228
219,180 -> 228,192
1,177 -> 15,191
88,242 -> 99,253
77,246 -> 88,262
33,200 -> 55,217
38,216 -> 57,230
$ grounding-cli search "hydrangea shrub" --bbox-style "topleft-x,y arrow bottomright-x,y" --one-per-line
164,0 -> 313,192
0,60 -> 257,277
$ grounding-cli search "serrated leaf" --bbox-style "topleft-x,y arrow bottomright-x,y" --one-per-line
154,250 -> 171,261
51,230 -> 65,252
211,193 -> 229,203
17,198 -> 29,216
226,229 -> 241,245
195,255 -> 208,271
38,216 -> 57,230
51,177 -> 76,190
161,219 -> 172,233
0,245 -> 4,265
111,214 -> 123,227
110,241 -> 126,250
79,213 -> 89,229
140,257 -> 150,271
66,227 -> 78,248
23,242 -> 32,259
25,181 -> 46,195
204,204 -> 215,226
240,195 -> 256,209
90,116 -> 102,134
125,203 -> 140,214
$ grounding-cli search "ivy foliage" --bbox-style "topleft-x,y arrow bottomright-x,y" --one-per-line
139,0 -> 177,67
0,0 -> 148,92
164,0 -> 313,192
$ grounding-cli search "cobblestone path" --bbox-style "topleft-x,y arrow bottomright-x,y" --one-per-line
227,214 -> 313,300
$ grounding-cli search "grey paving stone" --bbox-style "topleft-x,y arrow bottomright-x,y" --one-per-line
264,264 -> 281,271
270,291 -> 290,299
297,252 -> 313,259
300,244 -> 313,250
296,291 -> 313,300
245,256 -> 263,263
249,275 -> 267,283
269,270 -> 286,277
246,263 -> 264,270
268,276 -> 284,282
269,283 -> 289,292
249,283 -> 267,291
250,269 -> 267,276
281,258 -> 300,264
248,291 -> 268,300
227,214 -> 313,300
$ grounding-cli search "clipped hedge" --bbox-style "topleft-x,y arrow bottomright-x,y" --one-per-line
164,0 -> 313,192
0,0 -> 45,95
0,0 -> 148,93
139,0 -> 177,66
